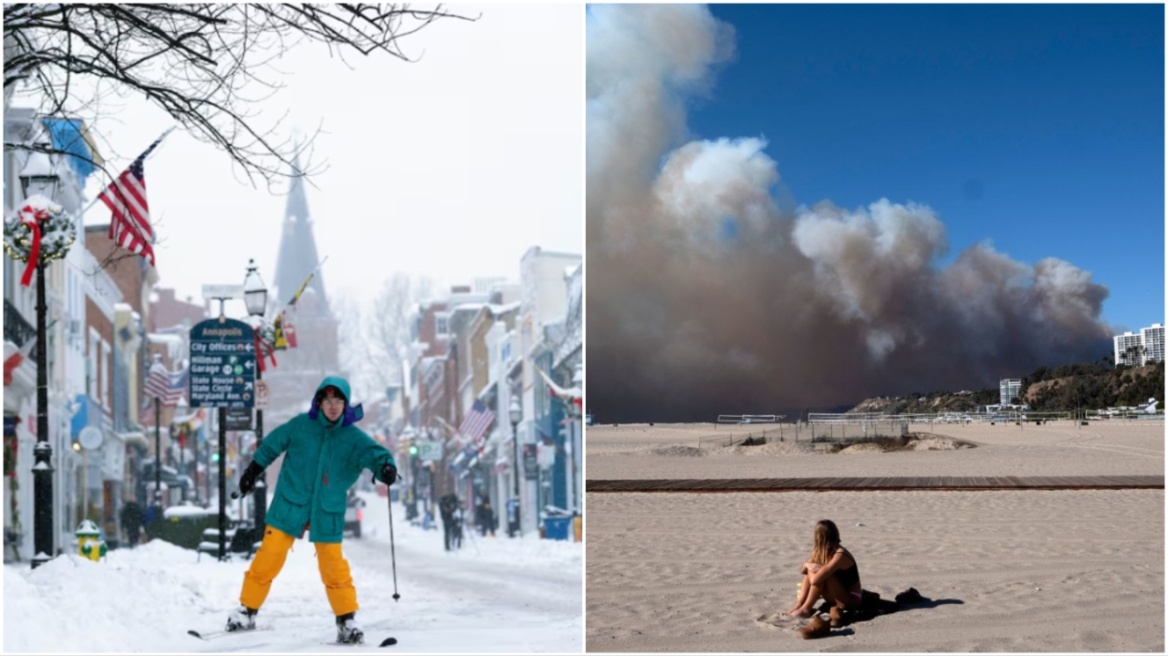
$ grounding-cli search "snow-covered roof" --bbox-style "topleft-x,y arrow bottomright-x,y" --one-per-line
147,333 -> 185,359
147,333 -> 182,346
450,302 -> 487,314
488,301 -> 521,316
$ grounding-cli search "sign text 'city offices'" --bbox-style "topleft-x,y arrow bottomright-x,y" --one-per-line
188,318 -> 256,409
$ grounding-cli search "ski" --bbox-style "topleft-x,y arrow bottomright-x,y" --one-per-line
190,627 -> 394,647
188,626 -> 272,641
319,637 -> 397,648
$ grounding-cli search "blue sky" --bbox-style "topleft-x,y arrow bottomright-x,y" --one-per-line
688,3 -> 1163,334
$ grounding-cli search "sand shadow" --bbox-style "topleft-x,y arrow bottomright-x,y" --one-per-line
819,627 -> 856,640
826,592 -> 965,626
896,597 -> 965,612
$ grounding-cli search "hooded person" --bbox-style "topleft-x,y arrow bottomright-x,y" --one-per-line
225,376 -> 398,644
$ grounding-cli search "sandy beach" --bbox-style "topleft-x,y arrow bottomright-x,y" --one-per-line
584,421 -> 1165,652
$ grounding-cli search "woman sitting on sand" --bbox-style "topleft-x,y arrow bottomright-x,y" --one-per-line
787,519 -> 862,620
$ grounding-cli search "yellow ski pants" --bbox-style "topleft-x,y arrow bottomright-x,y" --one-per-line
239,525 -> 358,617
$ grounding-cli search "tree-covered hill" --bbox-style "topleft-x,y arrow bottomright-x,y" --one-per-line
1022,360 -> 1163,411
849,360 -> 1164,414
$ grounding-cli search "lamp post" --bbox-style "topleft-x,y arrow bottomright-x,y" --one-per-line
569,363 -> 583,516
242,259 -> 268,530
174,419 -> 186,503
508,396 -> 522,538
151,354 -> 163,513
20,149 -> 60,569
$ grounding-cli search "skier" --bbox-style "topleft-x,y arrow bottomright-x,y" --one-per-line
225,377 -> 398,644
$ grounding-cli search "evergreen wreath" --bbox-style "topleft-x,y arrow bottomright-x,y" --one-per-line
3,196 -> 76,285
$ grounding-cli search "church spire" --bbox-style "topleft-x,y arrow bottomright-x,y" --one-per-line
273,147 -> 330,316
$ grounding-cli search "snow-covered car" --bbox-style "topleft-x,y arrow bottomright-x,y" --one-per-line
344,493 -> 366,538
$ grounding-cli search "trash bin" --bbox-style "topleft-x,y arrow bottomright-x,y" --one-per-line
544,516 -> 571,541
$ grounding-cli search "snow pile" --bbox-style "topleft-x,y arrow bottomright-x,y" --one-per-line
4,540 -> 213,652
4,491 -> 582,653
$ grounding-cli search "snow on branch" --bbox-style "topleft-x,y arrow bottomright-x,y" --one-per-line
3,4 -> 478,187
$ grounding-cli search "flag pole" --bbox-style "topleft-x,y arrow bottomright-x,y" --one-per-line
435,416 -> 464,444
78,126 -> 178,220
277,255 -> 330,315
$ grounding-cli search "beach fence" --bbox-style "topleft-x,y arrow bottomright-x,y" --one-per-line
699,415 -> 790,449
697,410 -> 1102,449
716,414 -> 783,425
1011,411 -> 1074,425
697,428 -> 782,449
814,411 -> 1059,433
805,412 -> 909,443
957,410 -> 1074,427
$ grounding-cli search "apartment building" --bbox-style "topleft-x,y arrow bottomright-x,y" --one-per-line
1113,323 -> 1165,367
999,378 -> 1022,407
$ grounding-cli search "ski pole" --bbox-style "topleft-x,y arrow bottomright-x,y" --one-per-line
387,487 -> 401,601
464,515 -> 481,556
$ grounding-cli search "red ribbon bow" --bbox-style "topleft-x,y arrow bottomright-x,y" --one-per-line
17,203 -> 50,287
253,331 -> 277,373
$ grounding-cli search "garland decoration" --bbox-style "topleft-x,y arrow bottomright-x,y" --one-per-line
3,195 -> 76,286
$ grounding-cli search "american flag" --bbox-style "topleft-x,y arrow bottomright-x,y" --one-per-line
3,337 -> 35,386
96,129 -> 173,267
144,361 -> 187,406
459,399 -> 496,453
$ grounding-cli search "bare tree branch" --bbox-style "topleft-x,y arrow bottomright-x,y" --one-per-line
338,273 -> 435,400
4,4 -> 478,187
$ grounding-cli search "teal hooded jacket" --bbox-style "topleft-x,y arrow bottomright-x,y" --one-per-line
254,376 -> 395,543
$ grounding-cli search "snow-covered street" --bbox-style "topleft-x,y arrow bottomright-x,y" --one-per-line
4,491 -> 582,653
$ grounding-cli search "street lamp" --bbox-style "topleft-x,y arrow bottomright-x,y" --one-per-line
20,148 -> 61,569
508,396 -> 522,538
243,260 -> 267,317
242,259 -> 268,531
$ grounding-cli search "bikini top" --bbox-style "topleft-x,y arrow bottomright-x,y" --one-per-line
832,548 -> 861,588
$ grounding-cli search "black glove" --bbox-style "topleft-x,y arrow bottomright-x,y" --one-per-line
379,462 -> 398,486
238,461 -> 264,496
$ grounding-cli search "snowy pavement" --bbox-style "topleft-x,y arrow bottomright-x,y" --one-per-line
4,491 -> 582,653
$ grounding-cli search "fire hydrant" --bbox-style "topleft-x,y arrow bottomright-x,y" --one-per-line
76,520 -> 107,562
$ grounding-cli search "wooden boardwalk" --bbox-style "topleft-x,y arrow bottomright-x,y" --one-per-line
586,475 -> 1164,493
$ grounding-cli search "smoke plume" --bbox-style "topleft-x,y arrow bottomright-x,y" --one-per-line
586,5 -> 1113,423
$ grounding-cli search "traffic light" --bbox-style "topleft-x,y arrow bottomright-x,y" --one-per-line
408,444 -> 418,456
212,452 -> 220,463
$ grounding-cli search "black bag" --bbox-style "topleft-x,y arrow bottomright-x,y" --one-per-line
818,589 -> 902,623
